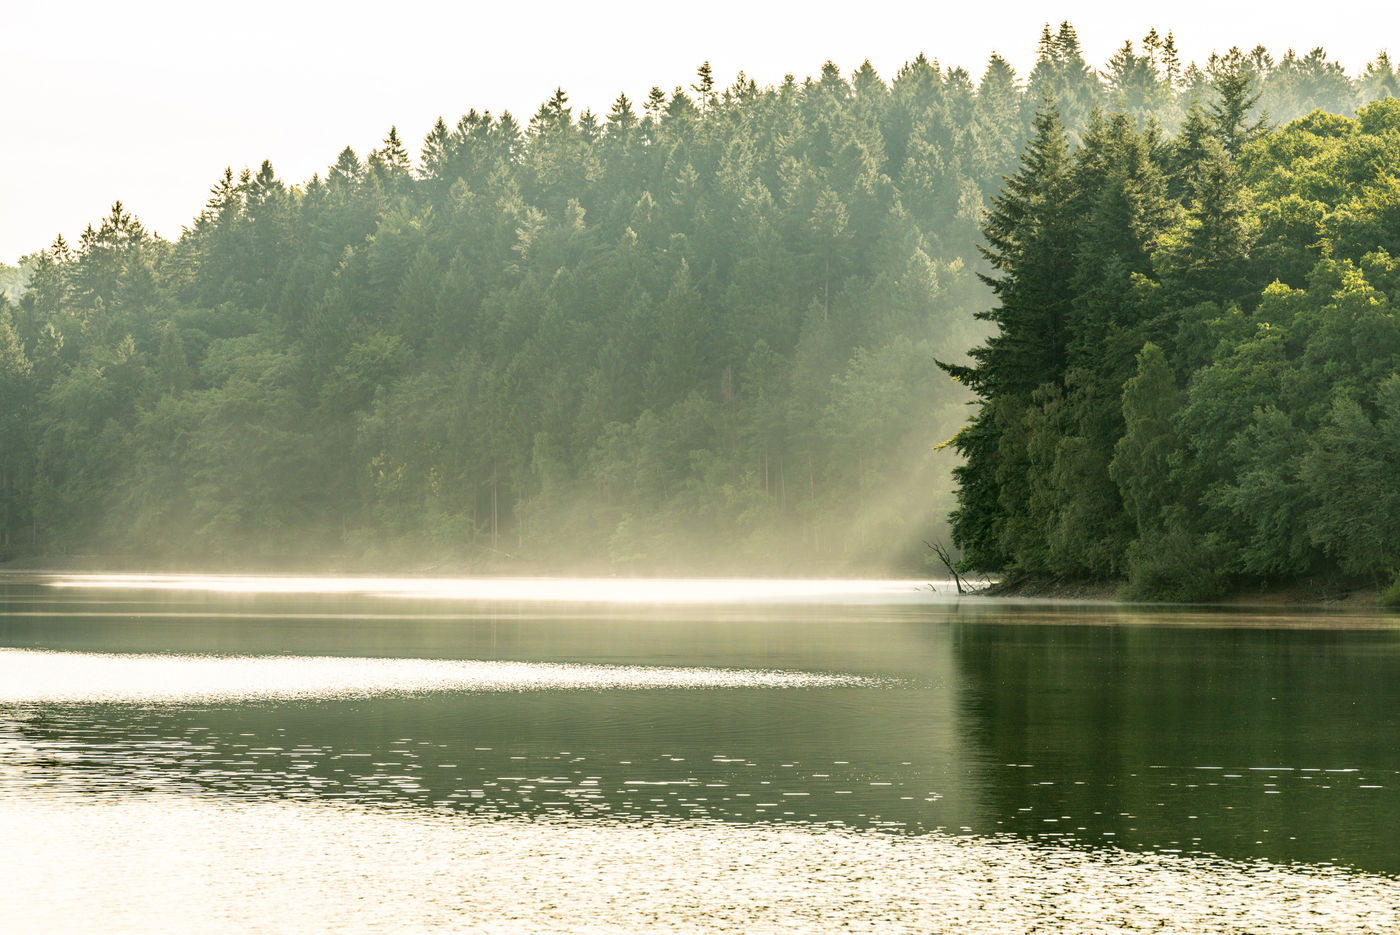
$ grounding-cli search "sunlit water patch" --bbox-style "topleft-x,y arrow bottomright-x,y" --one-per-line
2,790 -> 1396,935
0,648 -> 880,704
44,573 -> 949,604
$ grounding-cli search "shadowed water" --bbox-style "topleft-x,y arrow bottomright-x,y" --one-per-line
2,572 -> 1398,932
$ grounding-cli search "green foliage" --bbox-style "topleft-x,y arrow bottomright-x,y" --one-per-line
1299,380 -> 1400,577
6,48 -> 1020,569
1110,343 -> 1181,533
1380,574 -> 1400,609
10,27 -> 1400,577
1119,511 -> 1229,602
950,47 -> 1400,596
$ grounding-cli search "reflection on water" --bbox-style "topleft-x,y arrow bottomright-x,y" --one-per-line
955,621 -> 1400,869
4,792 -> 1398,935
0,649 -> 881,704
3,573 -> 1400,932
1,686 -> 962,832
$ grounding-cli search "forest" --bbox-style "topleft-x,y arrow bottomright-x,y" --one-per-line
1,24 -> 1398,579
948,59 -> 1400,599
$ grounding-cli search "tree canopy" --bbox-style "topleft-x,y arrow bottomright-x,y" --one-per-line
947,81 -> 1400,597
3,26 -> 1398,578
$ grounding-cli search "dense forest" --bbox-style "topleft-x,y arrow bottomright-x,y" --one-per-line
1,24 -> 1398,576
947,62 -> 1400,599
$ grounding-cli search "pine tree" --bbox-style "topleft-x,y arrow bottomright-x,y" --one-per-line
692,62 -> 717,111
1359,52 -> 1399,101
1026,21 -> 1102,131
329,147 -> 363,187
1156,137 -> 1256,304
1167,100 -> 1215,200
154,321 -> 191,396
962,98 -> 1076,397
939,98 -> 1076,569
1161,32 -> 1182,92
607,94 -> 638,134
1206,49 -> 1267,154
374,127 -> 411,173
852,60 -> 885,100
420,117 -> 454,182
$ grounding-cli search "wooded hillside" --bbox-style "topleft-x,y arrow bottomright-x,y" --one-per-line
2,25 -> 1396,574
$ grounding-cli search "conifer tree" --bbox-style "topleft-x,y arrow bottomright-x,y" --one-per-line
1156,137 -> 1256,304
940,98 -> 1075,569
607,94 -> 638,133
1359,52 -> 1399,101
692,62 -> 717,111
1161,32 -> 1182,91
419,117 -> 454,182
1206,49 -> 1267,154
961,98 -> 1075,397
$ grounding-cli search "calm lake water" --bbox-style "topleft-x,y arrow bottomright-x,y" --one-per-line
2,572 -> 1398,932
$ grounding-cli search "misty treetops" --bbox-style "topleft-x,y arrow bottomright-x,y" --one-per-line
1,23 -> 1398,582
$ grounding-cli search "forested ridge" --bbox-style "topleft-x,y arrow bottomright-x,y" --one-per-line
1,25 -> 1397,575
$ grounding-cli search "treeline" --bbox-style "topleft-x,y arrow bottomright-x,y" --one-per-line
947,83 -> 1400,598
1,25 -> 1397,573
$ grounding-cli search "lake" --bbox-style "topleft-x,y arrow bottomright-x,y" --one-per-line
2,572 -> 1398,932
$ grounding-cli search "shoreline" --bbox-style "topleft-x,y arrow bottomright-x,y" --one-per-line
980,574 -> 1389,609
3,553 -> 1393,611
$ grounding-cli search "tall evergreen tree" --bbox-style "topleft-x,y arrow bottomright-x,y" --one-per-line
940,98 -> 1075,569
1206,48 -> 1267,154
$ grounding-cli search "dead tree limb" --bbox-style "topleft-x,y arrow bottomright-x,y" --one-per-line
924,539 -> 966,595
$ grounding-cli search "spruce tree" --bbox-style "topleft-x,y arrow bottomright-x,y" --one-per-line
1206,49 -> 1267,154
940,98 -> 1075,570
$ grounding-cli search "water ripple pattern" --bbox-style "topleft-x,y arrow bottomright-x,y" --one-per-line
0,648 -> 880,704
2,792 -> 1397,935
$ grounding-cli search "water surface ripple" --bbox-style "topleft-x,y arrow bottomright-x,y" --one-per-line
0,648 -> 875,704
2,791 -> 1396,934
4,573 -> 1399,931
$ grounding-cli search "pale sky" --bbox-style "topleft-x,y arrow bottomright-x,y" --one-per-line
4,1 -> 1395,264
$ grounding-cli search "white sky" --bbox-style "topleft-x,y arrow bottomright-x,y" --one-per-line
3,2 -> 1396,264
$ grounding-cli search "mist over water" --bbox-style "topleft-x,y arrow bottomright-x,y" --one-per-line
2,573 -> 1399,932
44,574 -> 945,603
